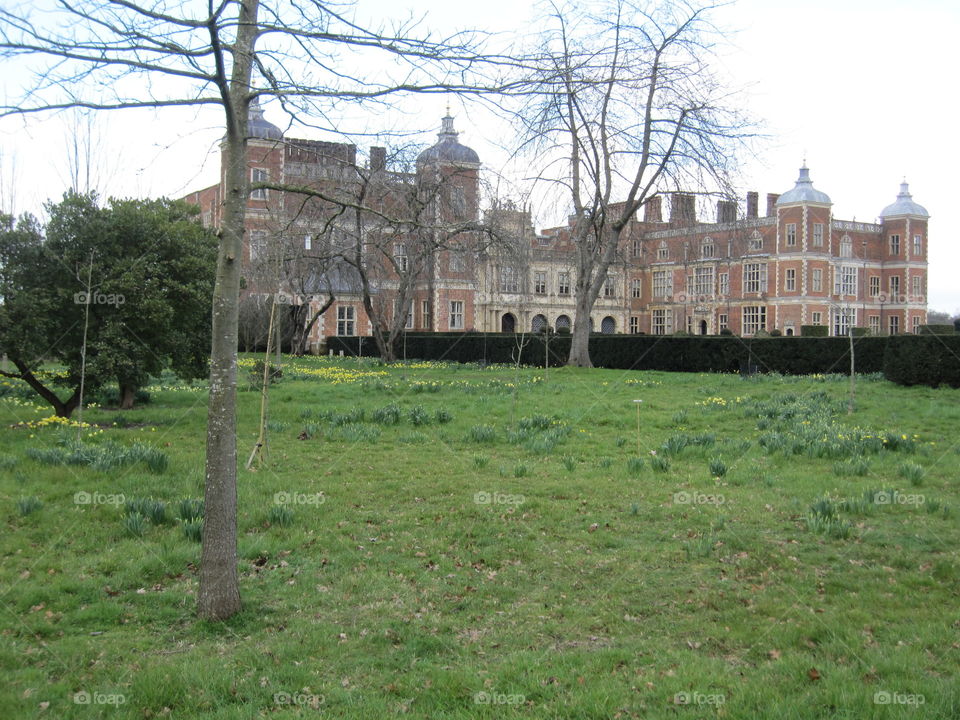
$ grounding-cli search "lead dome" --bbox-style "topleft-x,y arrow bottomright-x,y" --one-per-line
417,114 -> 479,166
776,165 -> 831,206
880,182 -> 929,219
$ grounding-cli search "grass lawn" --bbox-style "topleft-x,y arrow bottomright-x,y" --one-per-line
1,356 -> 958,719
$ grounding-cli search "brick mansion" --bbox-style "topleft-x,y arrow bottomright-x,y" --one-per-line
185,104 -> 929,349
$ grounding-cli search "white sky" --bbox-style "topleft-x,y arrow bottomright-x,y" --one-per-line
1,0 -> 958,312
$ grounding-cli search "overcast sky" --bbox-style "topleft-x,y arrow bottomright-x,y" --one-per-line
1,0 -> 957,312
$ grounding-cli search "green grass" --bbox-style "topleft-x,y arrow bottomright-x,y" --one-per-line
1,356 -> 958,718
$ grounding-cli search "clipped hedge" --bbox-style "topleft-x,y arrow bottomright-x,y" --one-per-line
800,325 -> 829,337
917,324 -> 956,336
883,335 -> 960,387
326,332 -> 889,376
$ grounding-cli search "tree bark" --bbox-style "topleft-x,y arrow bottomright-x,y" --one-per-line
119,382 -> 136,410
197,0 -> 259,622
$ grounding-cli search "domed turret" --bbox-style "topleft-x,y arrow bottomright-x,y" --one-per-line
247,98 -> 282,141
776,165 -> 831,206
880,182 -> 928,219
417,114 -> 479,167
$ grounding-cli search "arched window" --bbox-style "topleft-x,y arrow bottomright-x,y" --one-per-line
701,237 -> 715,258
531,314 -> 548,333
555,315 -> 571,331
501,313 -> 516,333
601,316 -> 616,334
840,235 -> 852,258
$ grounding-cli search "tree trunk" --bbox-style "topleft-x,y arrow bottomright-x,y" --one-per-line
119,382 -> 136,410
7,359 -> 81,417
198,0 -> 259,622
567,305 -> 593,367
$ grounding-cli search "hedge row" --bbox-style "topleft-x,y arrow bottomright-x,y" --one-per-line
325,333 -> 890,376
883,335 -> 960,387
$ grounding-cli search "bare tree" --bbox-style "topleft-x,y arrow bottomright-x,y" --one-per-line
0,0 -> 501,620
61,108 -> 117,196
515,0 -> 752,366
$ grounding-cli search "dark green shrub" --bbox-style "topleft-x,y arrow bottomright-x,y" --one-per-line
917,324 -> 956,335
801,325 -> 829,337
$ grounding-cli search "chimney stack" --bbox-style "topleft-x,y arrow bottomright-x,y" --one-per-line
643,196 -> 662,223
670,193 -> 696,225
370,146 -> 386,172
716,200 -> 737,224
766,193 -> 780,217
746,191 -> 759,219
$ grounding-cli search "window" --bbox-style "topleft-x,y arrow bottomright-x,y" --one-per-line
558,272 -> 570,295
913,234 -> 922,256
449,300 -> 464,329
889,315 -> 900,335
449,251 -> 465,273
701,238 -> 715,258
748,231 -> 763,252
840,235 -> 852,258
249,230 -> 267,261
743,263 -> 767,293
304,234 -> 312,251
603,275 -> 616,298
742,306 -> 766,335
812,268 -> 823,292
912,316 -> 921,333
812,311 -> 823,325
889,275 -> 900,299
632,238 -> 642,258
889,234 -> 900,255
657,241 -> 669,260
250,168 -> 268,200
652,270 -> 672,298
694,266 -> 714,296
534,271 -> 547,295
869,315 -> 880,334
835,266 -> 857,296
500,266 -> 519,293
652,308 -> 672,335
718,313 -> 728,331
394,243 -> 408,272
785,268 -> 796,291
450,186 -> 466,219
869,276 -> 880,297
911,275 -> 922,300
631,279 -> 642,298
629,316 -> 639,334
785,223 -> 797,247
718,272 -> 729,296
336,306 -> 355,335
812,223 -> 824,247
833,308 -> 853,337
421,300 -> 430,327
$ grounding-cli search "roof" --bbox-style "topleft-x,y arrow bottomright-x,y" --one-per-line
776,165 -> 831,206
247,98 -> 283,141
416,114 -> 480,166
880,182 -> 929,219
